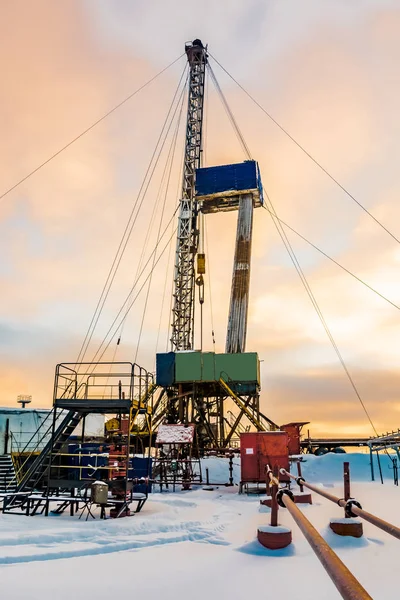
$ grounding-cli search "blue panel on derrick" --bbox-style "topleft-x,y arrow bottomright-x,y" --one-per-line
156,352 -> 175,387
195,160 -> 263,201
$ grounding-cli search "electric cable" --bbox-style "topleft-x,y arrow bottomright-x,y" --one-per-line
0,54 -> 184,203
75,65 -> 188,366
261,205 -> 400,311
209,53 -> 400,246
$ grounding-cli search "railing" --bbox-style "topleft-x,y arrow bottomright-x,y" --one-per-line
260,464 -> 373,600
54,362 -> 154,406
281,467 -> 400,541
5,410 -> 61,489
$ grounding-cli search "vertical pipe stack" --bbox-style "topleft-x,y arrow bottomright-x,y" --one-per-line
226,194 -> 254,354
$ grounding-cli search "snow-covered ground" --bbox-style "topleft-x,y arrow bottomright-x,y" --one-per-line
0,453 -> 399,599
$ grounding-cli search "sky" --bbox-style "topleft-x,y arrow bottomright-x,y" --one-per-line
1,0 -> 400,437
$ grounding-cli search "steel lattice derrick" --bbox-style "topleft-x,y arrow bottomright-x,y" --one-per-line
171,40 -> 207,351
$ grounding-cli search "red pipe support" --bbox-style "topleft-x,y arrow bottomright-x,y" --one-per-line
281,469 -> 400,541
280,492 -> 372,600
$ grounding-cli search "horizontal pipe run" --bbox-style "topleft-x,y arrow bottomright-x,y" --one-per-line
281,469 -> 400,541
281,493 -> 372,600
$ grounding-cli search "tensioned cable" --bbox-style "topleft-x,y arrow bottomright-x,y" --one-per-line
261,205 -> 400,311
75,65 -> 188,366
165,120 -> 187,352
130,70 -> 189,294
209,53 -> 400,246
0,54 -> 184,203
263,188 -> 378,435
134,86 -> 186,363
153,88 -> 186,361
155,223 -> 175,359
87,203 -> 180,365
102,75 -> 187,387
207,56 -> 383,434
91,225 -> 178,365
76,66 -> 187,366
207,63 -> 252,160
114,77 -> 187,362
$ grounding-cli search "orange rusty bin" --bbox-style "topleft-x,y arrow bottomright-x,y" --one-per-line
280,422 -> 309,455
240,431 -> 289,492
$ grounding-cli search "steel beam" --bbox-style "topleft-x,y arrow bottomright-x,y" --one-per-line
226,193 -> 254,353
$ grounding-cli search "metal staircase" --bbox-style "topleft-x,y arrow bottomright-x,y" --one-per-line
14,410 -> 83,493
4,362 -> 155,512
0,455 -> 17,493
219,378 -> 266,431
219,378 -> 278,440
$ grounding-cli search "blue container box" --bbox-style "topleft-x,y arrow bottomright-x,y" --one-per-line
195,160 -> 263,203
156,352 -> 176,387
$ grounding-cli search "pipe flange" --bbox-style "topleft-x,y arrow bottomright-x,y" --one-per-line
276,488 -> 294,508
345,499 -> 362,518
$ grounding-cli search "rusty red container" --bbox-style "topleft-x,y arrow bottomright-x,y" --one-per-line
240,431 -> 289,483
280,422 -> 308,455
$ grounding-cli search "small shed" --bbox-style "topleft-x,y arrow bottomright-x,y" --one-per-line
154,424 -> 201,490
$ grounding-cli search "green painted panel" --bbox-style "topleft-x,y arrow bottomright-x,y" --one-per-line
215,352 -> 259,384
201,352 -> 216,381
174,351 -> 259,385
175,352 -> 202,382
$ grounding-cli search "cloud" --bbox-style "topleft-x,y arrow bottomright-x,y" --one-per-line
1,1 -> 400,438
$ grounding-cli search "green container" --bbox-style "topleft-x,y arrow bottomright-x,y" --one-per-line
174,351 -> 259,386
215,353 -> 259,384
174,351 -> 216,382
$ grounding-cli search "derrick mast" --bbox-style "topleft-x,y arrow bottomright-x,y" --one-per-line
171,39 -> 207,351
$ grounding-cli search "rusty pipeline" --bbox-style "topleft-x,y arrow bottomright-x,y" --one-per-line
281,468 -> 400,541
265,464 -> 280,487
278,490 -> 372,600
265,464 -> 280,527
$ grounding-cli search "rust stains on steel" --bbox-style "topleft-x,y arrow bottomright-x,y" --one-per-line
226,193 -> 253,354
279,491 -> 372,600
281,468 -> 400,541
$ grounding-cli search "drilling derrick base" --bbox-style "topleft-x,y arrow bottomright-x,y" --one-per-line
154,40 -> 276,450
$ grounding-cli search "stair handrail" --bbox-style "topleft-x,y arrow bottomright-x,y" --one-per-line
12,409 -> 81,493
218,377 -> 266,432
6,416 -> 56,489
9,381 -> 89,489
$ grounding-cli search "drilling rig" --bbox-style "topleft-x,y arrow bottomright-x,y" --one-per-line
154,39 -> 277,450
